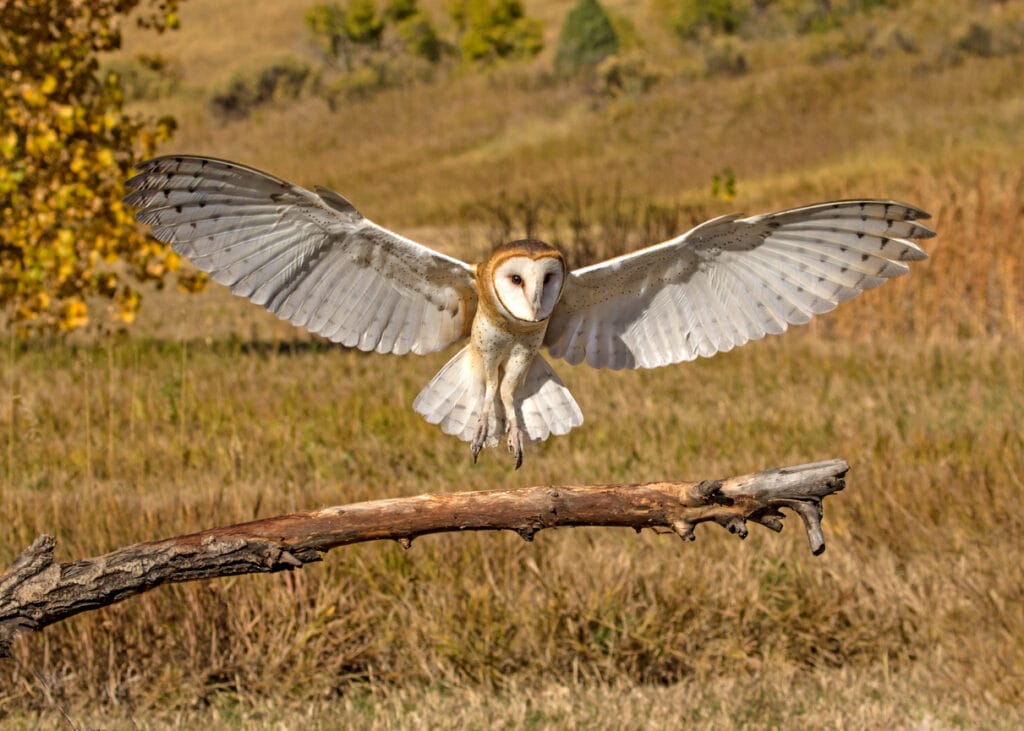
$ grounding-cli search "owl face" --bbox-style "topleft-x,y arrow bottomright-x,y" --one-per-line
491,254 -> 566,323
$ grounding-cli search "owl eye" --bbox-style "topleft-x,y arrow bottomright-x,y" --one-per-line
510,274 -> 523,286
543,272 -> 553,284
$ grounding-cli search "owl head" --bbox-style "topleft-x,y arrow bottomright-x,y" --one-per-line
484,239 -> 566,323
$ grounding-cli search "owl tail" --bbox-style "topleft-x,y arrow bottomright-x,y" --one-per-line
413,346 -> 486,444
412,347 -> 583,446
516,355 -> 584,444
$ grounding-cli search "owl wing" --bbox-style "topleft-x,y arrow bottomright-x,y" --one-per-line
125,155 -> 477,355
544,200 -> 934,369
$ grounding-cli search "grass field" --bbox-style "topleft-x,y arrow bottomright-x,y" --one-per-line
3,0 -> 1024,727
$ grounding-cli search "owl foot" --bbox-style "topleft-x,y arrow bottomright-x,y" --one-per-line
471,419 -> 487,463
506,423 -> 524,470
471,411 -> 499,463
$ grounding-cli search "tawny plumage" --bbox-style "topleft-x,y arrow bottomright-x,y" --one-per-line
126,155 -> 934,467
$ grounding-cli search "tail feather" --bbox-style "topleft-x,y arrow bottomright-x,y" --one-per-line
414,348 -> 583,447
517,356 -> 583,444
413,346 -> 485,443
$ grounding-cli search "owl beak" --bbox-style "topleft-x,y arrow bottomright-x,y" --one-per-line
528,285 -> 545,321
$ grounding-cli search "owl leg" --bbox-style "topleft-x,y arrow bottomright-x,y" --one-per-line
470,378 -> 504,462
500,377 -> 525,470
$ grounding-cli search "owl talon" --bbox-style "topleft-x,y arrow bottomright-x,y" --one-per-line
507,424 -> 524,469
471,415 -> 489,463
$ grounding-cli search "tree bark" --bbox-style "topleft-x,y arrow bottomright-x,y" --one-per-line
0,459 -> 847,657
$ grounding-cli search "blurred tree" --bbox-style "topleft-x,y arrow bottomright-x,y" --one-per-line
306,4 -> 351,68
306,1 -> 385,71
555,0 -> 619,75
344,0 -> 385,47
398,13 -> 446,63
446,0 -> 543,64
385,0 -> 419,22
379,0 -> 447,64
0,0 -> 203,334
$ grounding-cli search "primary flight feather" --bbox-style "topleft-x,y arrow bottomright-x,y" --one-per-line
126,155 -> 933,467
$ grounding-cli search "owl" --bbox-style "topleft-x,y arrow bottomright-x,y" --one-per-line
126,156 -> 933,468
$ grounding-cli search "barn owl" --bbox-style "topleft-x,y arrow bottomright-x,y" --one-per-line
126,156 -> 933,468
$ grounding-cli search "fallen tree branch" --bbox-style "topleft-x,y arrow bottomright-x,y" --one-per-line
0,459 -> 847,657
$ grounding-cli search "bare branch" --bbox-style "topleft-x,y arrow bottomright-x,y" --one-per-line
0,459 -> 847,657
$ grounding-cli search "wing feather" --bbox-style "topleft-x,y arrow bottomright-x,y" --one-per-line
126,155 -> 477,355
546,200 -> 933,369
726,258 -> 790,334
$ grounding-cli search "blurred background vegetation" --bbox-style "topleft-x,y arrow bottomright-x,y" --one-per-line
2,0 -> 1023,727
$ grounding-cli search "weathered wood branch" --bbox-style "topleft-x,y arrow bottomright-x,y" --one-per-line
0,459 -> 847,657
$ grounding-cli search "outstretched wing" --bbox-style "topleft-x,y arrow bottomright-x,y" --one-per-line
545,200 -> 934,369
126,155 -> 477,355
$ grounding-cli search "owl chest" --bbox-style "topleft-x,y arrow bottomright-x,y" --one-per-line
470,311 -> 546,372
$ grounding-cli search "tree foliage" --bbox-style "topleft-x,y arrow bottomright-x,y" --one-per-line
307,0 -> 445,70
447,0 -> 543,64
0,0 -> 202,334
397,13 -> 446,63
306,1 -> 386,70
669,0 -> 751,39
555,0 -> 620,75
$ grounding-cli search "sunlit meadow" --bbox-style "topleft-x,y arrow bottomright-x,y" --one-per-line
3,0 -> 1023,727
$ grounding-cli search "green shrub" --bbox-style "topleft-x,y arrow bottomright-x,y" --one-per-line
595,53 -> 659,96
210,58 -> 311,120
448,0 -> 544,64
670,0 -> 750,39
703,37 -> 747,76
318,64 -> 390,107
386,0 -> 418,21
344,0 -> 385,46
306,1 -> 384,70
398,12 -> 446,62
957,23 -> 995,58
555,0 -> 619,75
305,3 -> 348,62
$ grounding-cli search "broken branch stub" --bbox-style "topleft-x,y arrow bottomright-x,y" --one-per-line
0,459 -> 848,657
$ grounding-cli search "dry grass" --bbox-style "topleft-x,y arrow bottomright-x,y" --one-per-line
3,0 -> 1024,726
2,331 -> 1022,726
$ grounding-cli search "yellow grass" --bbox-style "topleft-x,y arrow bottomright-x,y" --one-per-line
3,0 -> 1024,726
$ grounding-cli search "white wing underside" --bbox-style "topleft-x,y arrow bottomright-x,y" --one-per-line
413,347 -> 582,445
125,156 -> 477,356
545,201 -> 935,370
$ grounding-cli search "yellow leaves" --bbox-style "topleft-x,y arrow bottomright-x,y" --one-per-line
69,153 -> 87,175
59,298 -> 89,331
177,271 -> 209,294
55,227 -> 75,256
116,287 -> 141,323
15,291 -> 52,322
145,260 -> 165,278
2,0 -> 189,336
20,84 -> 45,107
0,133 -> 18,159
25,127 -> 59,157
